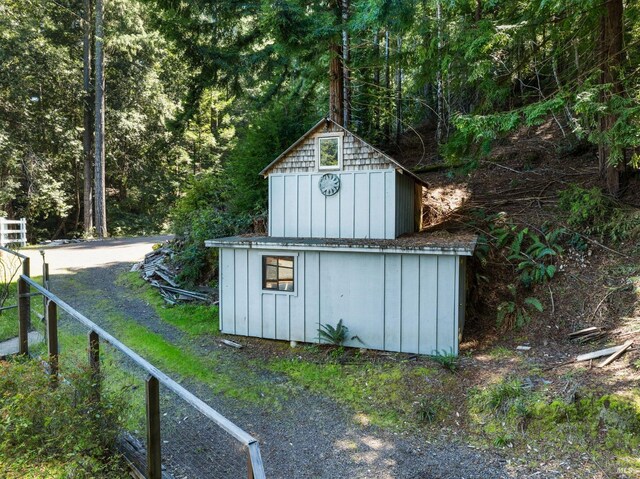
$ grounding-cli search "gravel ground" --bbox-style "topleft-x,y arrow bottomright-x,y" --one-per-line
29,237 -> 520,479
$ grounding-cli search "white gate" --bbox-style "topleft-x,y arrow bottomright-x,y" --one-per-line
0,217 -> 27,247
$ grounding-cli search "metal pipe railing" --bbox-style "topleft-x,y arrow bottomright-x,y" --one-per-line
19,274 -> 265,479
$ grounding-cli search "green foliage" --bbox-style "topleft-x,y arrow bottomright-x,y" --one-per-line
470,377 -> 531,417
470,211 -> 561,329
317,319 -> 362,347
414,397 -> 440,425
430,349 -> 458,372
0,0 -> 190,240
171,174 -> 253,286
0,359 -> 128,478
559,184 -> 640,243
497,285 -> 544,330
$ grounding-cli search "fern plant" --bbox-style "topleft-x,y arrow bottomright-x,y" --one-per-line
509,228 -> 564,287
317,320 -> 361,347
497,285 -> 544,330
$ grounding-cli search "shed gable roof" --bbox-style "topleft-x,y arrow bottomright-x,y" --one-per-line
259,118 -> 428,186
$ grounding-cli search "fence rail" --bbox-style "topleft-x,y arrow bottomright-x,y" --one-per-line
3,245 -> 265,479
0,217 -> 27,247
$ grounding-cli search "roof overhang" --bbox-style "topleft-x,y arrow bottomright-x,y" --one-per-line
205,235 -> 476,256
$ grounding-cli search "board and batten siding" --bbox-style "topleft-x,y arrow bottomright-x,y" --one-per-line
219,248 -> 465,355
269,170 -> 417,240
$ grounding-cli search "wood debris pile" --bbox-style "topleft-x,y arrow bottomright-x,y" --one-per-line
568,326 -> 607,344
133,244 -> 215,306
569,326 -> 635,368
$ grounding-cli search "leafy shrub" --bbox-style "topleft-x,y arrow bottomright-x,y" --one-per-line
469,210 -> 560,329
496,285 -> 544,330
171,174 -> 253,286
0,358 -> 128,477
558,185 -> 611,229
559,184 -> 640,243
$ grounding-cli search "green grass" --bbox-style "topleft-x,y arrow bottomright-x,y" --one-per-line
0,356 -> 129,478
268,359 -> 445,428
117,272 -> 218,337
0,276 -> 45,343
0,281 -> 18,341
93,299 -> 277,403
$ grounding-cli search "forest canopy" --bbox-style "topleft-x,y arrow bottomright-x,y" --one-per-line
1,0 -> 639,244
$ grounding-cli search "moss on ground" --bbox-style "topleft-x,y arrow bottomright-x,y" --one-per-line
467,376 -> 640,476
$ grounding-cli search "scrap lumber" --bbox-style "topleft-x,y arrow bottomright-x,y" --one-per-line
568,326 -> 601,338
576,345 -> 625,362
220,339 -> 242,349
138,241 -> 215,306
597,340 -> 633,368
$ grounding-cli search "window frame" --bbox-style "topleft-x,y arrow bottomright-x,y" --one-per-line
315,132 -> 343,171
262,255 -> 296,293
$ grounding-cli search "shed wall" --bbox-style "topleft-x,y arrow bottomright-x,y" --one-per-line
269,170 -> 397,239
395,173 -> 416,236
219,247 -> 463,355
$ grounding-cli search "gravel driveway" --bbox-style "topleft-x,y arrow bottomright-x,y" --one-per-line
25,237 -> 518,479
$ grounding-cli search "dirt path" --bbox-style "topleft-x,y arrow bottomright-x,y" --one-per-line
33,237 -> 518,479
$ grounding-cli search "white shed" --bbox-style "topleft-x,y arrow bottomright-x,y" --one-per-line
206,118 -> 476,355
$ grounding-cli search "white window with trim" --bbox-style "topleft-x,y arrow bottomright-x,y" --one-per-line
316,132 -> 343,170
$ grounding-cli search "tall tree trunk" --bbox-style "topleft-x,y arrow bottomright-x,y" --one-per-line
94,0 -> 107,238
435,0 -> 444,145
384,30 -> 391,140
373,31 -> 380,134
395,35 -> 402,144
341,0 -> 350,128
475,0 -> 482,22
329,42 -> 344,125
599,0 -> 624,196
83,0 -> 94,235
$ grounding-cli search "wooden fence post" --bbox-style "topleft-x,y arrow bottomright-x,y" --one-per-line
18,275 -> 30,355
22,256 -> 30,277
88,330 -> 100,403
248,453 -> 254,479
146,375 -> 162,479
46,299 -> 59,386
0,218 -> 4,247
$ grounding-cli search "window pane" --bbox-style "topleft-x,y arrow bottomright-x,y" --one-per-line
319,138 -> 339,167
279,258 -> 294,269
265,257 -> 278,266
279,267 -> 293,281
263,256 -> 295,292
265,265 -> 278,281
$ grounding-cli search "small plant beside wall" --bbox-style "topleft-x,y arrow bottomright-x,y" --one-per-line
430,349 -> 459,372
317,319 -> 362,347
